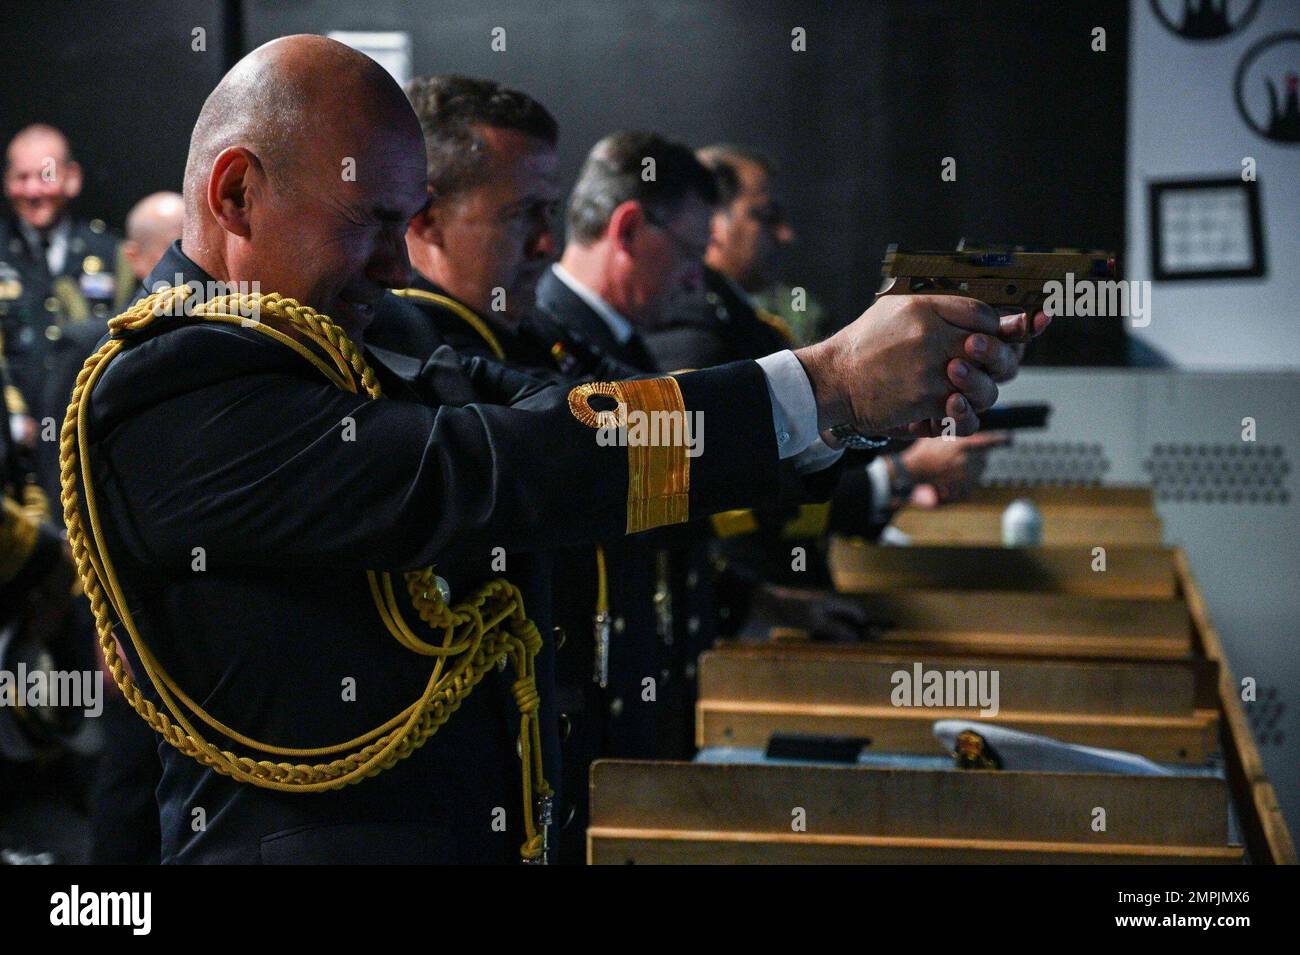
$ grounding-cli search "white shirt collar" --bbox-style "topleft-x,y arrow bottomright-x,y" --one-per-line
550,263 -> 634,344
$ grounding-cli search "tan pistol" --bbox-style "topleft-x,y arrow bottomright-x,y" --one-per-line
877,245 -> 1117,341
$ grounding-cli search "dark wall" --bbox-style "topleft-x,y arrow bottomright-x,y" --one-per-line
1,0 -> 236,233
2,0 -> 1127,330
242,0 -> 1129,329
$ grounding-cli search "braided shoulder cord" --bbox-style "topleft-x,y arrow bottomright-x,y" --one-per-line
58,287 -> 551,862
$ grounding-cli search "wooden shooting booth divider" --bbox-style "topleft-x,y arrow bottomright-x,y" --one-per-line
587,488 -> 1296,864
890,486 -> 1165,547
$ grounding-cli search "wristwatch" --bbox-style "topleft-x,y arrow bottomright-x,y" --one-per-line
829,423 -> 890,451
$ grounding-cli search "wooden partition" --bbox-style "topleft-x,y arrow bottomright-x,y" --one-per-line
892,485 -> 1164,547
696,646 -> 1218,762
818,590 -> 1194,659
829,539 -> 1177,598
588,761 -> 1241,864
586,521 -> 1295,863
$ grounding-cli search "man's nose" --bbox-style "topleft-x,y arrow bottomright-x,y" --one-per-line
368,229 -> 412,289
15,175 -> 47,196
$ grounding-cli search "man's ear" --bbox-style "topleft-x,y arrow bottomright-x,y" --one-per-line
207,146 -> 258,239
406,198 -> 446,249
708,208 -> 729,252
62,160 -> 83,199
121,239 -> 142,275
608,200 -> 645,255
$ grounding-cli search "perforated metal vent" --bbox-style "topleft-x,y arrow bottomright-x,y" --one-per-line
1144,444 -> 1290,504
983,441 -> 1110,487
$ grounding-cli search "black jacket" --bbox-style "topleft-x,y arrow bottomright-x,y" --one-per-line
79,245 -> 790,863
642,266 -> 791,372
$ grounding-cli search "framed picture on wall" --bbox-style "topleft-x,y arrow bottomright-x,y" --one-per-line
1148,177 -> 1266,280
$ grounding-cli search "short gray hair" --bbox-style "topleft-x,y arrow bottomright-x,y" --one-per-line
566,131 -> 719,245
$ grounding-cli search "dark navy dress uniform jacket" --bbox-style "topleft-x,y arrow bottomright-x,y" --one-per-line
79,245 -> 788,863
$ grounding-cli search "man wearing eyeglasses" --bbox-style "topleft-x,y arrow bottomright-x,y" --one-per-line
534,133 -> 722,841
538,131 -> 715,369
643,143 -> 799,370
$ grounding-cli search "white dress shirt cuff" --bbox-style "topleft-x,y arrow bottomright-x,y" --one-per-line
756,350 -> 843,474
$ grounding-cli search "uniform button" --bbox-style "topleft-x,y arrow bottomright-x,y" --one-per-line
777,430 -> 791,445
686,570 -> 698,589
92,303 -> 108,318
432,575 -> 451,604
45,324 -> 62,341
613,617 -> 625,634
609,697 -> 623,717
44,297 -> 60,313
660,668 -> 671,684
558,712 -> 573,741
688,616 -> 700,635
552,626 -> 566,651
685,662 -> 697,680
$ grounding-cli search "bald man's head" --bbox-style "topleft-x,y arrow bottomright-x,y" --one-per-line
4,123 -> 81,231
180,34 -> 428,336
124,191 -> 184,280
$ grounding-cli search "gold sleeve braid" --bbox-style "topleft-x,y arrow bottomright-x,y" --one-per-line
59,287 -> 552,862
568,377 -> 691,534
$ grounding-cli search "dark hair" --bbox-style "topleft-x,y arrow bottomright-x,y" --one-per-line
696,143 -> 776,207
403,74 -> 558,200
566,131 -> 719,245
